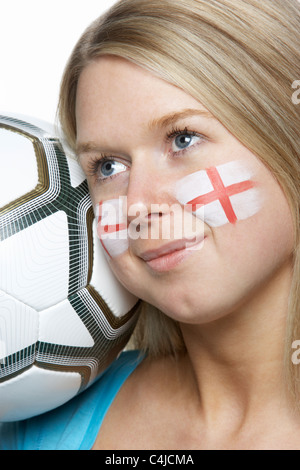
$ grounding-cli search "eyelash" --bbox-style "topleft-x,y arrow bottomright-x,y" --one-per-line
165,126 -> 204,157
87,155 -> 117,180
86,127 -> 204,180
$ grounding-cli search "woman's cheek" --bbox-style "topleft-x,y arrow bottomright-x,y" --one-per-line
175,160 -> 262,227
95,198 -> 129,259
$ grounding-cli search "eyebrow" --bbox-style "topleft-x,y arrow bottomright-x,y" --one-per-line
76,141 -> 105,156
76,108 -> 214,156
147,108 -> 214,132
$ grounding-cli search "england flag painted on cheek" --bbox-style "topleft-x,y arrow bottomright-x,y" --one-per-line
96,198 -> 129,258
175,161 -> 262,227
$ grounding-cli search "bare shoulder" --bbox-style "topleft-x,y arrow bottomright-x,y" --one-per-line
91,352 -> 300,450
92,353 -> 191,450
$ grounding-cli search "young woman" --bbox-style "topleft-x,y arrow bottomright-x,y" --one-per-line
1,0 -> 299,450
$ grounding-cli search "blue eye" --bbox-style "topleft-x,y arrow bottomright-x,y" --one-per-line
88,157 -> 128,181
174,134 -> 195,150
168,128 -> 203,155
100,160 -> 126,178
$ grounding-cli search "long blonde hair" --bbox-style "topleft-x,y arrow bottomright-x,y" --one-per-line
58,0 -> 300,400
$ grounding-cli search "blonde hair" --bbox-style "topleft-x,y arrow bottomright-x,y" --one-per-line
58,0 -> 300,399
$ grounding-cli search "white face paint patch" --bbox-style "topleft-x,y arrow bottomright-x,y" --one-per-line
175,161 -> 261,227
96,198 -> 128,258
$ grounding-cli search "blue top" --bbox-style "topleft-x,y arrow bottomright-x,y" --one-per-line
0,350 -> 143,450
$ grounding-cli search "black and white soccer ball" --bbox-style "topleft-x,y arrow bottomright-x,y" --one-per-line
0,114 -> 140,422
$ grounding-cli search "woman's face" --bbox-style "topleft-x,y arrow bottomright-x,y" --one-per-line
76,56 -> 294,324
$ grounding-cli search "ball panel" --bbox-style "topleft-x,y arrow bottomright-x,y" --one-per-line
0,344 -> 36,383
39,299 -> 94,348
36,333 -> 135,390
67,194 -> 92,296
0,122 -> 58,224
34,288 -> 139,388
35,346 -> 98,390
90,219 -> 138,318
0,211 -> 70,310
0,290 -> 38,359
0,366 -> 81,422
0,112 -> 57,138
0,128 -> 38,208
66,157 -> 87,188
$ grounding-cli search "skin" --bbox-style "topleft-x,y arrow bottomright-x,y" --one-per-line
76,56 -> 297,449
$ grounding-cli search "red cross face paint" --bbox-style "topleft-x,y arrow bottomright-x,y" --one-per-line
175,161 -> 261,227
96,198 -> 129,258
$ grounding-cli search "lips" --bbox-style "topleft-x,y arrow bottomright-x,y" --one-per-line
139,236 -> 205,273
140,238 -> 198,261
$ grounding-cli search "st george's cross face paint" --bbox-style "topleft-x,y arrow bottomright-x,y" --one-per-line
96,197 -> 129,258
95,161 -> 262,258
175,161 -> 262,227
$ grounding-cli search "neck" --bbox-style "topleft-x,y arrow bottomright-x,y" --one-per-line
179,258 -> 294,431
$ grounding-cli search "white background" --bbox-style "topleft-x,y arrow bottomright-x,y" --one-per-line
1,1 -> 299,126
0,0 -> 117,125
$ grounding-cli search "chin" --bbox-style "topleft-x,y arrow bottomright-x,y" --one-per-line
146,290 -> 229,326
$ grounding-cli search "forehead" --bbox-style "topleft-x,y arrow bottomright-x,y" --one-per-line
75,56 -> 212,141
76,55 -> 191,109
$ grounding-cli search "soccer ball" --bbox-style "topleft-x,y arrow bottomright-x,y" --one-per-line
0,114 -> 140,422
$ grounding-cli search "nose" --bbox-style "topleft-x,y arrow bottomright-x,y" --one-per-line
125,157 -> 175,229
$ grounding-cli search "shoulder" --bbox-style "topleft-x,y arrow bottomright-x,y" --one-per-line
92,352 -> 189,449
104,349 -> 145,384
0,350 -> 144,450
